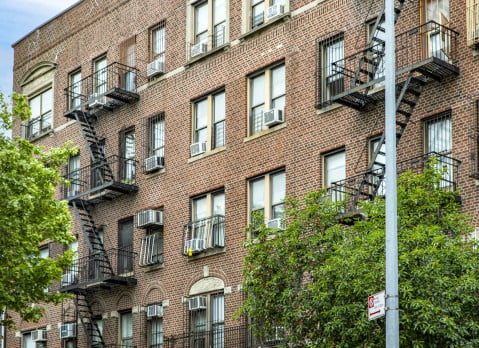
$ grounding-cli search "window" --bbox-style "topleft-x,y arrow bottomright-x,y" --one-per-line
192,90 -> 225,155
69,69 -> 82,110
189,292 -> 224,348
67,155 -> 80,197
92,318 -> 103,346
39,246 -> 49,293
424,111 -> 453,187
27,88 -> 53,139
249,170 -> 285,230
467,0 -> 479,46
249,63 -> 285,135
118,218 -> 134,274
120,311 -> 133,347
321,35 -> 344,104
367,19 -> 385,84
120,127 -> 136,183
90,139 -> 106,189
148,114 -> 165,161
148,313 -> 163,347
185,190 -> 225,253
370,138 -> 385,196
22,331 -> 46,348
250,0 -> 286,28
190,0 -> 227,57
151,22 -> 166,63
139,225 -> 164,266
324,149 -> 346,202
422,0 -> 450,60
120,37 -> 137,91
93,56 -> 107,97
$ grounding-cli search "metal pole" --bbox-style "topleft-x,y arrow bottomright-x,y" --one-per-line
384,0 -> 399,346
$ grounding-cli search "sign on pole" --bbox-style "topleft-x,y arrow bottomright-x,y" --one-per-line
368,290 -> 386,320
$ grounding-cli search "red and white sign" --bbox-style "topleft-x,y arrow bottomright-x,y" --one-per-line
368,290 -> 385,320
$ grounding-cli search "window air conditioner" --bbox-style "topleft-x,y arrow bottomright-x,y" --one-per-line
137,210 -> 164,228
147,59 -> 165,78
185,238 -> 207,254
191,42 -> 208,57
190,141 -> 207,157
263,108 -> 284,127
267,4 -> 285,19
146,304 -> 163,318
145,155 -> 164,172
31,329 -> 47,342
87,93 -> 105,108
188,296 -> 207,311
60,323 -> 77,339
267,218 -> 285,230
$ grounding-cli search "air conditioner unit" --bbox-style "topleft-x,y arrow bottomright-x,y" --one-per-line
31,329 -> 47,342
60,323 -> 77,339
145,155 -> 164,172
61,272 -> 78,286
267,218 -> 285,230
87,93 -> 105,108
267,4 -> 285,19
146,304 -> 163,318
185,238 -> 207,254
188,296 -> 207,311
191,42 -> 208,57
137,210 -> 164,228
147,60 -> 165,78
190,141 -> 207,157
263,108 -> 284,127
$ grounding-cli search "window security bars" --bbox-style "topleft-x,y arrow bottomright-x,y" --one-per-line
139,232 -> 163,266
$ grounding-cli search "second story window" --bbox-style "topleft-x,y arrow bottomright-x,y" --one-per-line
120,127 -> 136,183
69,69 -> 82,110
191,90 -> 225,157
190,0 -> 227,58
27,87 -> 53,140
249,63 -> 285,135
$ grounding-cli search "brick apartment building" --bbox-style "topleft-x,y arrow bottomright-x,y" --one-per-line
5,0 -> 479,346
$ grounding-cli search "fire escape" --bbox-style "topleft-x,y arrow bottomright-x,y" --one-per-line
60,62 -> 141,348
321,0 -> 460,214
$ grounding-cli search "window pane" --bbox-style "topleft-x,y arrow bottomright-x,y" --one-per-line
271,171 -> 286,205
214,0 -> 226,24
251,178 -> 265,211
39,247 -> 49,259
251,74 -> 265,107
153,27 -> 165,57
325,151 -> 345,186
153,118 -> 165,156
272,204 -> 284,219
427,117 -> 451,153
213,192 -> 225,215
194,196 -> 207,220
271,65 -> 285,99
150,318 -> 163,345
93,319 -> 103,344
214,92 -> 225,122
30,95 -> 41,118
196,99 -> 208,129
121,312 -> 133,338
195,3 -> 208,37
23,333 -> 35,348
41,88 -> 53,114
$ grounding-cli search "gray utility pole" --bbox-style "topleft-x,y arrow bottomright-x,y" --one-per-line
384,0 -> 399,346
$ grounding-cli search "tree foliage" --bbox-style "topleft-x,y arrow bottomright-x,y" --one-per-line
0,93 -> 76,327
240,163 -> 479,347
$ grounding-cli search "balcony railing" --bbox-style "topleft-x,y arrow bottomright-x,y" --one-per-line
139,232 -> 163,267
22,115 -> 52,141
63,155 -> 138,202
328,152 -> 461,204
318,21 -> 459,108
183,215 -> 225,255
60,248 -> 136,292
64,62 -> 143,113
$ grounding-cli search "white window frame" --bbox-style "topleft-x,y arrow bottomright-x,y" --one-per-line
323,149 -> 346,202
27,87 -> 53,140
69,69 -> 82,110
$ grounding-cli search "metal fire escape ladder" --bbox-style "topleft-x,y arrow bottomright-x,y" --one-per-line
350,72 -> 426,210
352,0 -> 406,89
71,199 -> 114,276
71,110 -> 113,184
75,291 -> 105,348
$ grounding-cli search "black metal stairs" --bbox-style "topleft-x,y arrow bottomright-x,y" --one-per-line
75,290 -> 105,348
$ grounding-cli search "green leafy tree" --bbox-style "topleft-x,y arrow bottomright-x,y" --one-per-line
0,93 -> 76,327
240,163 -> 479,347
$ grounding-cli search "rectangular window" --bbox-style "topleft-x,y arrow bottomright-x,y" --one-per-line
149,317 -> 163,347
146,113 -> 165,170
120,311 -> 133,347
67,155 -> 80,197
22,332 -> 35,348
151,22 -> 166,62
467,0 -> 479,46
139,225 -> 164,266
422,0 -> 450,60
251,0 -> 285,28
92,318 -> 103,345
118,218 -> 134,274
69,69 -> 82,110
190,0 -> 227,57
120,37 -> 137,91
370,138 -> 385,196
368,19 -> 385,84
185,190 -> 225,253
249,63 -> 285,135
120,128 -> 136,183
27,87 -> 53,139
191,90 -> 225,156
93,56 -> 108,97
321,35 -> 344,104
189,292 -> 224,348
249,170 -> 285,228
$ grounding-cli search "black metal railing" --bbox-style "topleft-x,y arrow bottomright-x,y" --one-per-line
22,114 -> 53,140
62,155 -> 137,199
183,215 -> 225,255
328,152 -> 461,204
64,62 -> 143,112
60,248 -> 136,290
318,21 -> 459,107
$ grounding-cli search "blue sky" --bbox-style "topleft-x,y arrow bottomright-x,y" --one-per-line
0,0 -> 79,95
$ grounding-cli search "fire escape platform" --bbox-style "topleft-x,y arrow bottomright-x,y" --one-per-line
60,275 -> 138,294
331,57 -> 459,111
105,87 -> 140,104
67,181 -> 139,205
